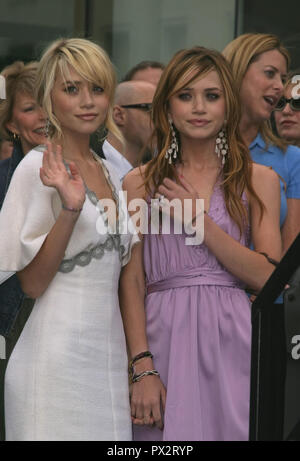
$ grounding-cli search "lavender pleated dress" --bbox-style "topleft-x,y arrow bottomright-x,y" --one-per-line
133,183 -> 251,441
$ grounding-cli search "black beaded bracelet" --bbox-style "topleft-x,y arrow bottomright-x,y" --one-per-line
129,351 -> 154,381
130,350 -> 153,367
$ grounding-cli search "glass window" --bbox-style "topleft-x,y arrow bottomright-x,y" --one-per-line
241,0 -> 300,69
89,0 -> 236,79
0,0 -> 86,68
1,0 -> 299,77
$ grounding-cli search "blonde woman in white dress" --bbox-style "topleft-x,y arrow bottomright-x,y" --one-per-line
0,38 -> 138,441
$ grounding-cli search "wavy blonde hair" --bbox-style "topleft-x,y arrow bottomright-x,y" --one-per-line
35,37 -> 122,142
0,61 -> 38,140
223,33 -> 290,151
144,46 -> 264,233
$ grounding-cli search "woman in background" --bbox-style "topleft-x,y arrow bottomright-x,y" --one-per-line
0,62 -> 46,441
223,33 -> 300,255
274,68 -> 300,147
0,61 -> 46,337
0,61 -> 46,209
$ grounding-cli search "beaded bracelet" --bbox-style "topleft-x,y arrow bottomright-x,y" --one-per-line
132,369 -> 160,383
129,351 -> 154,382
129,351 -> 153,371
62,204 -> 83,213
131,350 -> 153,365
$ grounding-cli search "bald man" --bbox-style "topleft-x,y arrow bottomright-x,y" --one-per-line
103,80 -> 156,181
123,61 -> 164,86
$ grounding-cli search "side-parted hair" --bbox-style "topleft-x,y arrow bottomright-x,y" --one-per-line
144,46 -> 264,233
0,61 -> 38,140
223,33 -> 290,151
35,37 -> 121,142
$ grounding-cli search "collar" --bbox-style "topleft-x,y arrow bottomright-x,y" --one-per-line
249,133 -> 279,154
249,133 -> 265,150
102,140 -> 132,180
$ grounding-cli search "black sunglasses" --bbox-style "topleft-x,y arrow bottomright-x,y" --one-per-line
121,103 -> 152,112
274,97 -> 300,111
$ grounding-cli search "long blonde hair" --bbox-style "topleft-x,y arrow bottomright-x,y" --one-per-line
35,37 -> 122,142
223,33 -> 290,151
144,46 -> 264,233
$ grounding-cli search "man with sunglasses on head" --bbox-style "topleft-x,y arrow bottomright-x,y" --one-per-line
274,70 -> 300,147
103,80 -> 156,181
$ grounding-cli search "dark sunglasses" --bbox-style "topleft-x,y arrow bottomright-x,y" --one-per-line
121,103 -> 152,112
274,97 -> 300,111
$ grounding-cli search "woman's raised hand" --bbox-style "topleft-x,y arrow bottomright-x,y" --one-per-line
155,175 -> 201,226
157,175 -> 199,203
40,141 -> 86,211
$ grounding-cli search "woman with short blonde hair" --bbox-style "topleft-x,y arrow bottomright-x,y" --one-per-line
35,38 -> 121,143
0,38 -> 137,441
0,60 -> 46,352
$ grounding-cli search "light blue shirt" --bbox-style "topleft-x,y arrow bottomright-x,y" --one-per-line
250,134 -> 300,303
250,134 -> 300,228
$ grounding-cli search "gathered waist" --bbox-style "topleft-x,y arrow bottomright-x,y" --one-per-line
146,268 -> 243,294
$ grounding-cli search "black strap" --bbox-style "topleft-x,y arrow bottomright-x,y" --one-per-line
259,252 -> 279,267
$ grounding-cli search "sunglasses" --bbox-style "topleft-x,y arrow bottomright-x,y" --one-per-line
274,97 -> 300,111
121,103 -> 152,112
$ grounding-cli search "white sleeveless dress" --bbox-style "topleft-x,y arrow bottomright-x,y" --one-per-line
0,148 -> 138,441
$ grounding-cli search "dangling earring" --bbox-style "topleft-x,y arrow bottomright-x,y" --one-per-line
165,116 -> 178,165
12,132 -> 19,141
215,126 -> 228,166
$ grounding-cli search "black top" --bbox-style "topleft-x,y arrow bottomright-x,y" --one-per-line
0,140 -> 24,210
0,141 -> 24,337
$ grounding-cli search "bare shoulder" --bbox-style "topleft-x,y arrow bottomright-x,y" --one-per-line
251,162 -> 280,197
122,165 -> 146,199
248,163 -> 280,205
